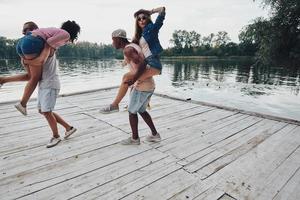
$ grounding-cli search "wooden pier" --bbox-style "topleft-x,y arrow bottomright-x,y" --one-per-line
1,87 -> 299,200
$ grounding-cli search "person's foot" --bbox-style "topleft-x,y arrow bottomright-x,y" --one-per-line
120,137 -> 140,145
99,104 -> 119,114
46,137 -> 61,148
14,102 -> 27,116
64,127 -> 77,139
145,133 -> 161,142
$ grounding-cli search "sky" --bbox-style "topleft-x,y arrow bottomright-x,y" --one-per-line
0,0 -> 269,47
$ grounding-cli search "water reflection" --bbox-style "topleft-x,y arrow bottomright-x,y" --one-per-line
0,58 -> 299,120
163,59 -> 300,96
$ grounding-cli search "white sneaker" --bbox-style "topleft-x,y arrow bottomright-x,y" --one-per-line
46,137 -> 61,148
145,133 -> 161,142
14,103 -> 27,116
64,127 -> 77,139
99,104 -> 119,114
120,137 -> 140,145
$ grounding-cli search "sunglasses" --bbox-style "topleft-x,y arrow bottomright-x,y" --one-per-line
137,16 -> 147,21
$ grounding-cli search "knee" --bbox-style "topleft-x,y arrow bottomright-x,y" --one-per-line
42,111 -> 52,117
129,112 -> 137,117
138,111 -> 147,116
122,73 -> 133,81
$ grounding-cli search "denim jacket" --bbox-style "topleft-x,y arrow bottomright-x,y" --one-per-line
142,11 -> 165,56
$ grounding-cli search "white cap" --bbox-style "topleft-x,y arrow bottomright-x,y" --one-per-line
112,29 -> 128,39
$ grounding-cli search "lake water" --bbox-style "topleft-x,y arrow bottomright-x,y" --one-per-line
0,58 -> 299,121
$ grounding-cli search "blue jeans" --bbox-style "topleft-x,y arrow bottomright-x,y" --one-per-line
145,55 -> 162,72
16,32 -> 45,56
128,88 -> 154,114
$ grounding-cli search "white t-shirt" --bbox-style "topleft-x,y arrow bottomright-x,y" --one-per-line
39,53 -> 61,89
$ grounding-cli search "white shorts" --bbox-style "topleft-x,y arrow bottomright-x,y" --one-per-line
37,88 -> 60,112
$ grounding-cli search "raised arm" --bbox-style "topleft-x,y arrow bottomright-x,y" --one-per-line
151,6 -> 165,15
47,29 -> 70,49
150,6 -> 166,31
123,47 -> 147,86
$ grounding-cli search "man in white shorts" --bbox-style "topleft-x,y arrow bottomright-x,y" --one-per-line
38,49 -> 76,148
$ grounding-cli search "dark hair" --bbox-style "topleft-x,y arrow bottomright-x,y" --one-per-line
120,37 -> 130,44
132,17 -> 152,44
61,20 -> 81,43
22,21 -> 38,35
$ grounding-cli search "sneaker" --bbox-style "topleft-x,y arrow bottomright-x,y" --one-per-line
99,104 -> 119,114
64,127 -> 77,139
120,137 -> 140,145
46,137 -> 61,148
14,102 -> 27,116
145,133 -> 161,142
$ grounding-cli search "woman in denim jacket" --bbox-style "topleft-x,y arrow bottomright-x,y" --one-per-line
100,7 -> 166,113
132,6 -> 165,75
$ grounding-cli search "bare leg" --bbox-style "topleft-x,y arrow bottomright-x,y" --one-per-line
42,111 -> 60,138
0,65 -> 31,84
138,68 -> 160,81
52,112 -> 72,131
139,111 -> 158,136
20,64 -> 42,107
111,72 -> 133,107
129,112 -> 139,140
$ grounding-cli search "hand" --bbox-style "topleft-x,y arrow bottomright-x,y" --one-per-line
124,79 -> 134,86
135,80 -> 142,86
21,58 -> 28,67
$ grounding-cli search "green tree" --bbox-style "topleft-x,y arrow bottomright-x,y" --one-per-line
244,0 -> 300,65
214,31 -> 231,47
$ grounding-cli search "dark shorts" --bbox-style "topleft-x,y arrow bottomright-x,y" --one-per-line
16,33 -> 45,56
145,55 -> 162,72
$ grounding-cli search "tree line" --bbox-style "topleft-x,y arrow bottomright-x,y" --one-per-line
0,37 -> 122,59
0,0 -> 298,66
240,0 -> 300,66
0,31 -> 253,60
163,30 -> 254,57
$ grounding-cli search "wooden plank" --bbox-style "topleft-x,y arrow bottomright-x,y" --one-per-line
0,115 -> 109,156
186,120 -> 286,177
252,144 -> 300,199
204,124 -> 299,200
1,127 -> 127,176
273,164 -> 300,200
2,147 -> 165,199
120,169 -> 197,200
150,112 -> 246,150
158,116 -> 262,158
72,157 -> 180,200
